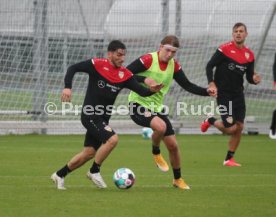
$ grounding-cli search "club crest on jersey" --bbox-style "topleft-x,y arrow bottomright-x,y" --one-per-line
144,111 -> 152,118
245,52 -> 250,60
104,125 -> 112,132
226,116 -> 233,124
118,71 -> 124,79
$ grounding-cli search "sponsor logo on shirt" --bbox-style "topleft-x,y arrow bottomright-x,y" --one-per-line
98,80 -> 105,88
228,63 -> 235,70
106,83 -> 121,92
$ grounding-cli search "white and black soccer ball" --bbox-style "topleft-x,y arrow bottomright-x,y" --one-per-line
142,127 -> 153,139
113,168 -> 135,189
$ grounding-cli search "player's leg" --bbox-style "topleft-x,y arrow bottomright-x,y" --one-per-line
223,94 -> 245,166
150,116 -> 170,172
83,117 -> 117,188
269,109 -> 276,139
223,121 -> 243,166
201,94 -> 238,134
67,146 -> 96,170
129,102 -> 169,172
51,146 -> 96,190
160,115 -> 189,190
51,127 -> 101,190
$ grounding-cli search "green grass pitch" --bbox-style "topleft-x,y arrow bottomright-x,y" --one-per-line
0,134 -> 275,217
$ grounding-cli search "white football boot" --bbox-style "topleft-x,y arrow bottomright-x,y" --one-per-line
51,172 -> 66,190
87,172 -> 107,188
269,130 -> 276,139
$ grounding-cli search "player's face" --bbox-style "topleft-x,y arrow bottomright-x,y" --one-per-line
232,26 -> 248,45
159,44 -> 178,63
108,49 -> 126,67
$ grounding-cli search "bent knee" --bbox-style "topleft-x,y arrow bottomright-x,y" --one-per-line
82,147 -> 95,159
165,140 -> 178,152
226,123 -> 243,134
107,134 -> 119,147
152,122 -> 167,135
236,122 -> 244,132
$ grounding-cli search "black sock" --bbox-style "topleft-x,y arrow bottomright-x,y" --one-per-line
90,161 -> 101,174
225,151 -> 235,161
208,117 -> 217,125
173,168 -> 181,179
56,165 -> 71,178
152,145 -> 160,155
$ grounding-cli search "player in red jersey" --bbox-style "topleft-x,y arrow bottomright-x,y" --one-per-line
51,40 -> 163,190
201,23 -> 261,166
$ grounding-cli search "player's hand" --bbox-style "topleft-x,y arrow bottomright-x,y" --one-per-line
61,88 -> 72,102
207,82 -> 217,97
207,88 -> 217,97
253,73 -> 261,84
145,77 -> 158,86
273,82 -> 276,90
149,83 -> 164,92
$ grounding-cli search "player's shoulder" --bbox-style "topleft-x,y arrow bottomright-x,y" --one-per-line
139,53 -> 153,69
140,53 -> 153,64
218,41 -> 233,52
173,58 -> 182,72
91,57 -> 107,66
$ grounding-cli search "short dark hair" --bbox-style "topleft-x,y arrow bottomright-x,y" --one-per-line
232,22 -> 247,32
107,40 -> 126,52
160,35 -> 180,48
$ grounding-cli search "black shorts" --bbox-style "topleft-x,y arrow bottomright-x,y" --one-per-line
129,102 -> 175,136
81,115 -> 116,150
217,92 -> 246,128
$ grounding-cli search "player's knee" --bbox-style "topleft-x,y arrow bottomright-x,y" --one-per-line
83,147 -> 95,159
224,124 -> 237,135
107,134 -> 119,148
85,148 -> 95,159
153,122 -> 167,135
166,142 -> 178,153
236,123 -> 244,132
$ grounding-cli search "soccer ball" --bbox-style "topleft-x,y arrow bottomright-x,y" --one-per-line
113,168 -> 135,189
142,127 -> 153,139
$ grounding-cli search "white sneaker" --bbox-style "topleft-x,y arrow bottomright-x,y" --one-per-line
269,130 -> 276,139
87,172 -> 107,188
51,172 -> 66,190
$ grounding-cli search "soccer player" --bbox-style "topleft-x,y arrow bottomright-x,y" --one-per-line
201,23 -> 261,166
269,53 -> 276,139
127,35 -> 215,190
51,40 -> 163,190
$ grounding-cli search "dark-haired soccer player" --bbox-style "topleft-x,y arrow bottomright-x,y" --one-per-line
201,23 -> 261,166
51,40 -> 163,190
127,35 -> 215,190
269,53 -> 276,139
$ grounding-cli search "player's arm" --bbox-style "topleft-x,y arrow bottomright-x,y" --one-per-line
124,76 -> 163,97
206,49 -> 224,83
174,69 -> 209,96
246,61 -> 261,85
62,60 -> 93,102
127,55 -> 158,86
206,49 -> 225,95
